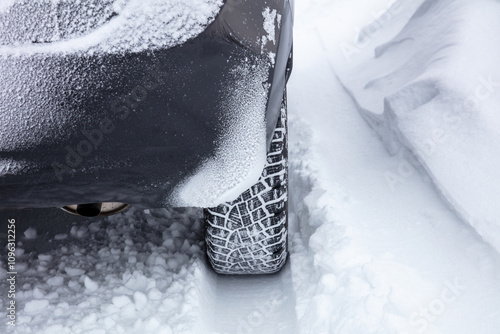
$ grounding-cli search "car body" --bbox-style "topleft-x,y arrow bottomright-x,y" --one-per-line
0,0 -> 294,211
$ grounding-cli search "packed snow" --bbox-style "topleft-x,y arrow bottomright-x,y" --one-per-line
333,0 -> 500,254
3,0 -> 500,333
262,7 -> 280,64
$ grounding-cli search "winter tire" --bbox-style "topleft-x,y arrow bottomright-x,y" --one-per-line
204,91 -> 288,275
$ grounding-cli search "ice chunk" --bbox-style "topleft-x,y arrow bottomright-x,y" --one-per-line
23,227 -> 37,239
47,276 -> 64,287
33,287 -> 46,299
65,267 -> 86,277
15,247 -> 24,257
133,291 -> 148,310
112,295 -> 132,308
54,233 -> 68,240
123,270 -> 148,291
147,288 -> 163,301
70,226 -> 89,239
24,299 -> 50,314
38,254 -> 52,261
84,276 -> 99,293
0,158 -> 31,176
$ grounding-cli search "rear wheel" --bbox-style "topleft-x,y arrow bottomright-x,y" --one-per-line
204,91 -> 288,275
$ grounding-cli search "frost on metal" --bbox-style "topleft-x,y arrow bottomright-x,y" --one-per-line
0,0 -> 224,172
0,158 -> 32,176
171,58 -> 269,208
0,0 -> 223,55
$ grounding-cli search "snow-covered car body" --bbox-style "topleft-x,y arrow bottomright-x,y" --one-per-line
0,0 -> 294,210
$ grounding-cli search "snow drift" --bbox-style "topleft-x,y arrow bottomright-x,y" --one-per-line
335,0 -> 500,253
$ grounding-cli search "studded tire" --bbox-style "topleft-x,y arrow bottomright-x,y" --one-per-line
204,92 -> 288,275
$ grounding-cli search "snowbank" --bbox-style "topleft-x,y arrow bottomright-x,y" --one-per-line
335,0 -> 500,253
287,2 -> 500,331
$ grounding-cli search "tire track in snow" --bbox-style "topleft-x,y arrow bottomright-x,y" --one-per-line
209,263 -> 298,334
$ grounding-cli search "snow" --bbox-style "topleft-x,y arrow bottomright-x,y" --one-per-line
84,276 -> 99,293
333,0 -> 500,253
46,276 -> 64,287
0,0 -> 16,13
287,1 -> 500,332
262,7 -> 279,64
2,207 -> 210,333
0,159 -> 32,176
3,0 -> 500,333
64,267 -> 85,277
24,300 -> 49,315
263,7 -> 278,46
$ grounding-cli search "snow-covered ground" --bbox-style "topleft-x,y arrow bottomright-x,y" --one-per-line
3,0 -> 500,333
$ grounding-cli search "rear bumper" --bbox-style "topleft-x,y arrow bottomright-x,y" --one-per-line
0,0 -> 293,209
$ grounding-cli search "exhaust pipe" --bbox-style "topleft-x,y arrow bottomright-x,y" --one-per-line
61,202 -> 130,217
76,203 -> 102,217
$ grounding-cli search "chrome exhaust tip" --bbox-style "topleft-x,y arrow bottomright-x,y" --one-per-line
61,202 -> 130,217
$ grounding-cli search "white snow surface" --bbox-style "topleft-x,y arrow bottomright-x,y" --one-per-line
3,1 -> 500,333
262,7 -> 279,64
0,0 -> 223,55
333,0 -> 500,253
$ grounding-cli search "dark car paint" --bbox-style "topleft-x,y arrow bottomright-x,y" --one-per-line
0,0 -> 294,209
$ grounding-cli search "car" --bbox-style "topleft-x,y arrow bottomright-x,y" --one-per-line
0,0 -> 294,275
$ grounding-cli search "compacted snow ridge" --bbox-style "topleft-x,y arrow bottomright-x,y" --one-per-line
3,0 -> 500,333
